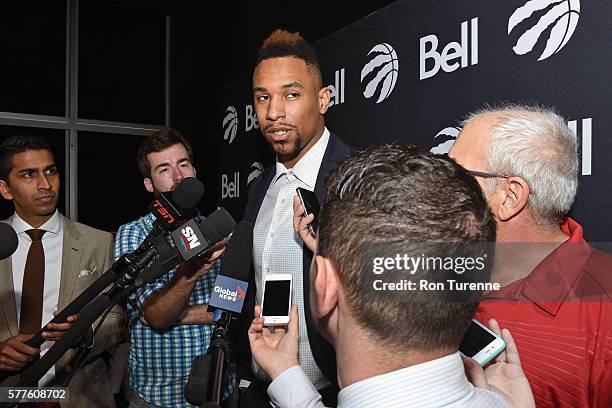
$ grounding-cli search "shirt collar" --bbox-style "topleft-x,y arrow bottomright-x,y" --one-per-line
338,352 -> 475,407
274,127 -> 330,189
12,209 -> 62,236
482,217 -> 591,316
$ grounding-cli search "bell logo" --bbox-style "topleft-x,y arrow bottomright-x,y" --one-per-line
361,43 -> 399,103
245,105 -> 259,132
429,119 -> 593,176
568,118 -> 592,176
221,172 -> 240,199
247,162 -> 264,186
430,127 -> 461,154
178,226 -> 201,250
508,0 -> 580,61
222,106 -> 238,144
420,18 -> 478,80
328,68 -> 345,108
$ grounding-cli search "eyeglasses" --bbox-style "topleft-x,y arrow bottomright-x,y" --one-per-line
465,170 -> 510,179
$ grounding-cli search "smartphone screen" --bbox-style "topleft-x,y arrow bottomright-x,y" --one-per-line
262,280 -> 291,316
459,320 -> 498,357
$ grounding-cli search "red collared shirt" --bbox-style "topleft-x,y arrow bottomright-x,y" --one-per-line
476,218 -> 612,408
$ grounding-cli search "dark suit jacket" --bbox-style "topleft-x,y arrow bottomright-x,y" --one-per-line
234,132 -> 352,388
0,214 -> 126,408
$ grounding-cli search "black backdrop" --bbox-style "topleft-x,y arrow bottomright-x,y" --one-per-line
216,0 -> 612,241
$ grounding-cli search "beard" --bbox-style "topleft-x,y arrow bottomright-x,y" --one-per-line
265,131 -> 304,164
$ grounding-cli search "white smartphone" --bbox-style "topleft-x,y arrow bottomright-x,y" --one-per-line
261,274 -> 292,325
459,319 -> 506,366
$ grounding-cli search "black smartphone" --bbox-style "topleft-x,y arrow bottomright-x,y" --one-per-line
296,187 -> 321,236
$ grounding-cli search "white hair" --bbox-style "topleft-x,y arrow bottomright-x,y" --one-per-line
462,103 -> 578,226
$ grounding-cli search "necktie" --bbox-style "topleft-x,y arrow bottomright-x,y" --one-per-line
19,229 -> 46,334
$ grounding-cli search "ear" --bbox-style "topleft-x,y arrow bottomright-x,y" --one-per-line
313,255 -> 339,318
0,180 -> 13,201
496,177 -> 530,221
318,87 -> 331,115
144,178 -> 154,193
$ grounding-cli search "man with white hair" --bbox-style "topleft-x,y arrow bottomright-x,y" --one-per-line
449,104 -> 612,408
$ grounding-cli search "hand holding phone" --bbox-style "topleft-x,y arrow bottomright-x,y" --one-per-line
459,319 -> 506,366
296,187 -> 321,237
261,274 -> 292,325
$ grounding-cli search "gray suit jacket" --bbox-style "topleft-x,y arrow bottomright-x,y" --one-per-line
0,214 -> 126,407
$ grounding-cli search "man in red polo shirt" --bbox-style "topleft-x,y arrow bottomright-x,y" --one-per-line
449,104 -> 612,408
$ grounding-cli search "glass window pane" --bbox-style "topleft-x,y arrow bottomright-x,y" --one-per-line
0,3 -> 66,116
78,3 -> 165,124
0,127 -> 66,221
77,131 -> 150,232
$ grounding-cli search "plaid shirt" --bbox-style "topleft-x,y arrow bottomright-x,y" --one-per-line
114,213 -> 235,407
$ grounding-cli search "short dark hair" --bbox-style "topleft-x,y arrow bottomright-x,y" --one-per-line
317,145 -> 496,353
137,128 -> 193,178
256,29 -> 322,87
0,135 -> 54,182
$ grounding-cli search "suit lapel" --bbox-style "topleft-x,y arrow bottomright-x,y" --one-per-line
0,254 -> 18,337
244,166 -> 275,224
314,132 -> 345,201
58,216 -> 82,310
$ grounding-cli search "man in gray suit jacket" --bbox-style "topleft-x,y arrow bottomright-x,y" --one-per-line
0,135 -> 126,407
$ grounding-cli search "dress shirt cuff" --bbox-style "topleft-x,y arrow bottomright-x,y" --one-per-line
268,365 -> 323,408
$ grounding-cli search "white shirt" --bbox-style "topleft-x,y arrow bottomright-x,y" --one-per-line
268,352 -> 513,408
253,128 -> 331,389
11,210 -> 63,386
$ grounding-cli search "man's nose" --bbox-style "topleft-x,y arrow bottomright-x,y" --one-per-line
266,97 -> 286,121
171,167 -> 184,182
38,173 -> 51,189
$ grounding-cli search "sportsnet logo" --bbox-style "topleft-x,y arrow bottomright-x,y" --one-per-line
222,106 -> 238,144
361,43 -> 399,103
508,0 -> 580,61
178,226 -> 201,250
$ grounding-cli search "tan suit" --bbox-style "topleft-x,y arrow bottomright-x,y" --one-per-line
0,214 -> 126,407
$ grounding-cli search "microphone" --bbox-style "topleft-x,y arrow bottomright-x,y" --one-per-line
141,177 -> 205,255
139,208 -> 236,284
0,223 -> 18,260
170,208 -> 236,262
150,177 -> 203,230
184,221 -> 252,406
208,221 -> 253,314
10,209 -> 237,388
184,355 -> 211,406
17,207 -> 233,353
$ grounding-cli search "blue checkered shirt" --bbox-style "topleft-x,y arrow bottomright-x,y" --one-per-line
114,213 -> 235,407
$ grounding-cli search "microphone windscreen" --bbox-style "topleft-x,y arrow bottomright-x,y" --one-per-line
219,221 -> 253,282
0,223 -> 18,260
172,177 -> 205,210
200,208 -> 236,244
184,355 -> 211,406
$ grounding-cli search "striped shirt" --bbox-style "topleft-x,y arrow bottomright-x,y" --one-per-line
268,352 -> 512,408
114,213 -> 235,407
252,128 -> 331,389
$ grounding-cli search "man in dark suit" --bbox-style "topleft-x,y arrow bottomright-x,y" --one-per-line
0,135 -> 125,407
235,29 -> 351,407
